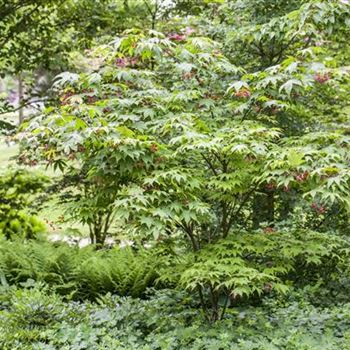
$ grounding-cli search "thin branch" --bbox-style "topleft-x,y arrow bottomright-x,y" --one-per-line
179,222 -> 199,252
0,98 -> 53,116
219,291 -> 230,320
201,154 -> 218,176
223,185 -> 259,238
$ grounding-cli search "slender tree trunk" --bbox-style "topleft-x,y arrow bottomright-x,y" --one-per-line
266,190 -> 275,224
89,224 -> 95,244
252,189 -> 275,229
209,286 -> 219,322
18,74 -> 24,124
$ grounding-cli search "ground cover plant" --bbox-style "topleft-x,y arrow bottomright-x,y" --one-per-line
1,0 -> 350,348
2,284 -> 350,349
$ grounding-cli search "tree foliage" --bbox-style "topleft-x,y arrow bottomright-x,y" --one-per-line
15,0 -> 350,320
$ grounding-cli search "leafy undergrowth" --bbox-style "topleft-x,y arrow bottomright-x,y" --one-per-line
0,240 -> 158,300
0,143 -> 73,238
1,285 -> 350,350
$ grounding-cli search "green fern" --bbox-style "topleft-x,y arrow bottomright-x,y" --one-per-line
0,241 -> 159,300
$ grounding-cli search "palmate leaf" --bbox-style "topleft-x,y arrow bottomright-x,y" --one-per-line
52,72 -> 80,89
287,149 -> 305,167
227,80 -> 250,93
279,78 -> 303,95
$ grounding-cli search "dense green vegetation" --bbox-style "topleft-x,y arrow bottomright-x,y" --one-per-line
0,240 -> 159,299
1,0 -> 350,348
3,284 -> 350,349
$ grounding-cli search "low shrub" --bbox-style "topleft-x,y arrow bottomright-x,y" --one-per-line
0,169 -> 48,240
1,285 -> 350,349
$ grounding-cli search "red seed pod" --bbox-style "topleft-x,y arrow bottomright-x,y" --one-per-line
263,227 -> 275,234
314,72 -> 331,84
86,96 -> 96,104
168,33 -> 186,41
294,171 -> 309,183
265,182 -> 276,190
150,143 -> 158,153
116,58 -> 127,67
234,89 -> 251,98
311,202 -> 318,209
317,206 -> 326,214
129,57 -> 138,66
77,145 -> 86,153
283,185 -> 290,192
